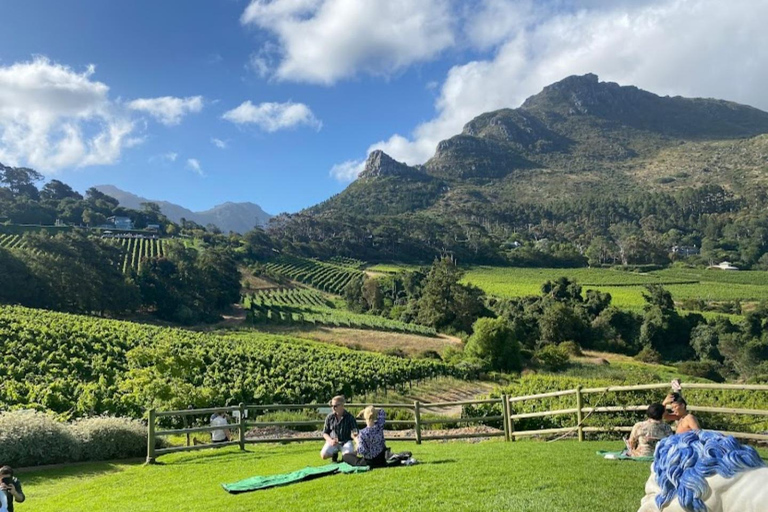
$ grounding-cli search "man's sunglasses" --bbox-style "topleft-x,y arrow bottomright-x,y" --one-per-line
332,404 -> 342,409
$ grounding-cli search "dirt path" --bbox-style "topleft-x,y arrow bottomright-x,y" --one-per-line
257,325 -> 461,355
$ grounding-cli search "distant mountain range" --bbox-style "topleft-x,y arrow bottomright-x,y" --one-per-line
94,185 -> 272,233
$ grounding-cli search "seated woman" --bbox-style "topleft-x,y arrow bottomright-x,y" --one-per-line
345,406 -> 389,468
343,406 -> 414,468
627,403 -> 673,457
663,392 -> 700,433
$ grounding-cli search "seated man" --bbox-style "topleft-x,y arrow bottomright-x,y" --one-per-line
210,411 -> 231,443
627,403 -> 673,457
320,395 -> 357,462
663,392 -> 700,434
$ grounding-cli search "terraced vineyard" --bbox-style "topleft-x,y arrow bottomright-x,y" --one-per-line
244,287 -> 332,309
328,256 -> 365,269
243,287 -> 437,336
0,233 -> 26,250
265,256 -> 364,294
113,237 -> 168,273
0,304 -> 456,417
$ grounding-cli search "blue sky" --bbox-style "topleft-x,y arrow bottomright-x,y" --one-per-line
1,0 -> 766,214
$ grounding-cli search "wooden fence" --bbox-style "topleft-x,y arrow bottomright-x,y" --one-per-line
146,382 -> 768,463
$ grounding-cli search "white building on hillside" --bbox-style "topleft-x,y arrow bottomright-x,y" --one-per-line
709,261 -> 738,270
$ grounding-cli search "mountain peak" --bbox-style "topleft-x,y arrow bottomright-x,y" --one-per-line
92,185 -> 272,233
358,150 -> 420,179
519,73 -> 768,139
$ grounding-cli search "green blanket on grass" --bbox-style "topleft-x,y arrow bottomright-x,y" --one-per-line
222,462 -> 370,494
596,450 -> 654,462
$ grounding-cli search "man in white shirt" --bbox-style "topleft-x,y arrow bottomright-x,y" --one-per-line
210,411 -> 231,443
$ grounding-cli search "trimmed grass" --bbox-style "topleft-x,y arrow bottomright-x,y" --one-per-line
20,440 -> 758,512
459,266 -> 768,311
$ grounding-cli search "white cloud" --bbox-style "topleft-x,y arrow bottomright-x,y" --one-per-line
330,159 -> 365,182
186,158 -> 204,176
240,0 -> 455,84
0,56 -> 139,172
211,137 -> 227,149
222,100 -> 321,132
127,95 -> 203,126
363,0 -> 768,167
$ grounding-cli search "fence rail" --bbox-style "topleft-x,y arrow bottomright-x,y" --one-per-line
145,382 -> 768,463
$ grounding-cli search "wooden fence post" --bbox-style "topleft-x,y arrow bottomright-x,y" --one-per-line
185,404 -> 193,447
238,402 -> 246,451
414,401 -> 422,445
146,408 -> 156,464
576,386 -> 584,442
501,394 -> 510,442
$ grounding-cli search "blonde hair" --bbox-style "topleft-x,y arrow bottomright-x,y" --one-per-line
330,395 -> 346,406
363,405 -> 378,426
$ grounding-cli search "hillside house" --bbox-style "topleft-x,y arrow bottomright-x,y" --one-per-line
709,261 -> 738,270
671,245 -> 700,257
107,216 -> 133,230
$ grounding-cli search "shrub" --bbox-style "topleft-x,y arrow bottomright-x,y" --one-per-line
534,344 -> 570,371
70,416 -> 149,462
559,341 -> 583,357
635,346 -> 663,364
383,348 -> 407,358
0,411 -> 157,467
416,350 -> 443,360
0,410 -> 77,467
465,317 -> 522,372
676,361 -> 724,382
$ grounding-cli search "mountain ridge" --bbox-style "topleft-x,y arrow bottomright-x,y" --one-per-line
93,185 -> 272,233
315,73 -> 768,216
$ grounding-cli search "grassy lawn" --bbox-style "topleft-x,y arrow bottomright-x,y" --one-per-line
459,266 -> 768,312
15,440 -> 713,512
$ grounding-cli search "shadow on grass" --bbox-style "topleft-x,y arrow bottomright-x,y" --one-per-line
422,459 -> 458,466
165,449 -> 265,466
20,461 -> 133,486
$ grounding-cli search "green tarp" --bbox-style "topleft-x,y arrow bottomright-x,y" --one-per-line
222,462 -> 370,494
596,450 -> 654,462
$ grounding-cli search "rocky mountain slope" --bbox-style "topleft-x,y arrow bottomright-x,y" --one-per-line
311,73 -> 768,218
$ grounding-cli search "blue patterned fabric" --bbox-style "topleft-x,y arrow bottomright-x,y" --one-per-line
653,431 -> 765,512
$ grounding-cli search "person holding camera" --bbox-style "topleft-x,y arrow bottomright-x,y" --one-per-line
320,395 -> 357,462
0,466 -> 25,512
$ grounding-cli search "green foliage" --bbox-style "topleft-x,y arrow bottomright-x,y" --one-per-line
534,344 -> 570,371
635,346 -> 663,364
0,411 -> 156,467
416,258 -> 488,332
675,361 -> 724,382
0,305 -> 459,418
464,317 -> 522,372
244,287 -> 437,336
469,372 -> 768,435
265,256 -> 364,295
0,410 -> 77,467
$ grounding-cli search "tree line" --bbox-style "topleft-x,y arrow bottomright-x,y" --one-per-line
339,258 -> 768,382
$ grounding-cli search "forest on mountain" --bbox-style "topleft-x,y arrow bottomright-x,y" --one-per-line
270,75 -> 768,268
